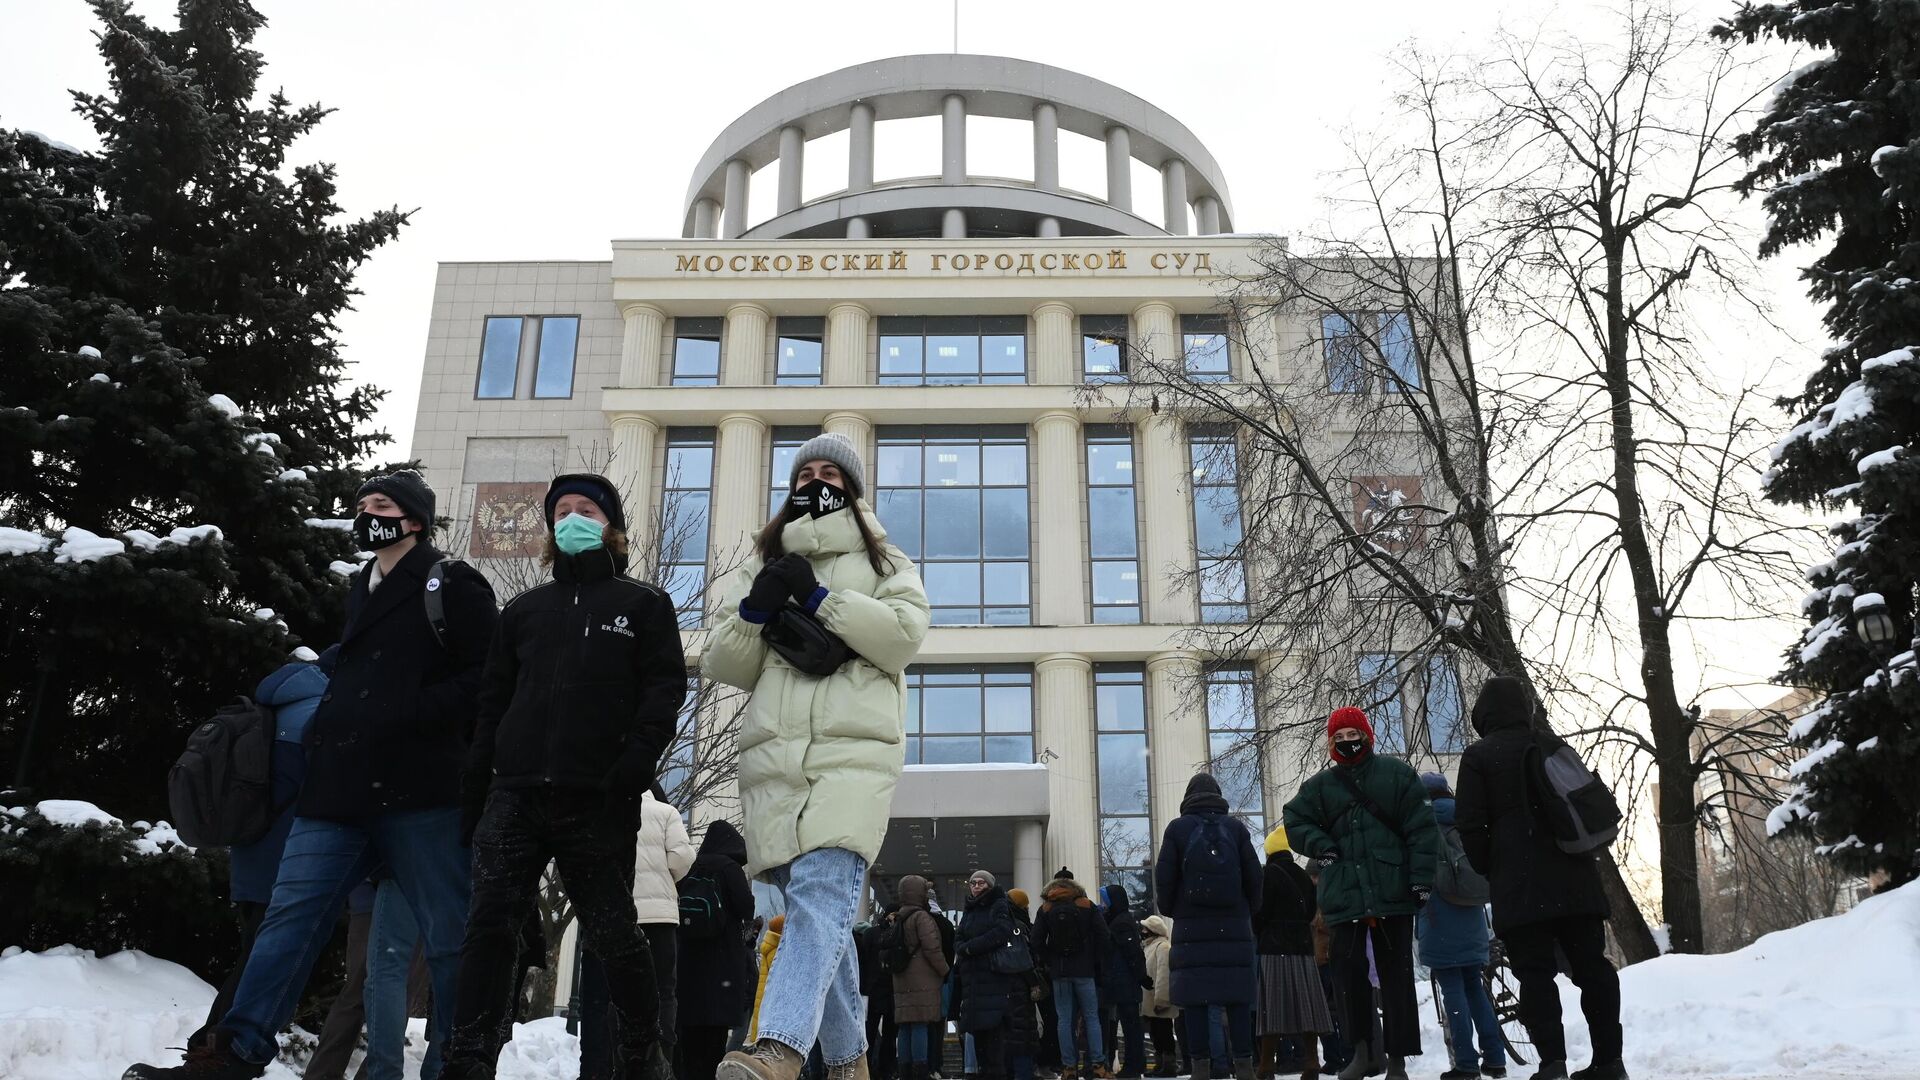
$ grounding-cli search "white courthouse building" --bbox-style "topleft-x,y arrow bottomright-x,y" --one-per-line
406,55 -> 1466,904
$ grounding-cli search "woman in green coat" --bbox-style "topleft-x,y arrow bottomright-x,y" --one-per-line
1281,707 -> 1440,1080
704,432 -> 931,1080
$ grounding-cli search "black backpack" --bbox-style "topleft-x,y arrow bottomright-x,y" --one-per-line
167,698 -> 277,848
1043,899 -> 1085,955
678,872 -> 727,939
1434,825 -> 1491,906
879,913 -> 918,974
1180,816 -> 1243,909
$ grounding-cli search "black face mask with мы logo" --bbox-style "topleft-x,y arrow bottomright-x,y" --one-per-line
354,511 -> 411,551
788,478 -> 850,520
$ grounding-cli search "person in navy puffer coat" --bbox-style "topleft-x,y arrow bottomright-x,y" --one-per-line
197,656 -> 332,1036
1417,773 -> 1507,1080
1154,773 -> 1262,1080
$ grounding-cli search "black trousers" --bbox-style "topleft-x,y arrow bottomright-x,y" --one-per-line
866,1003 -> 897,1080
306,908 -> 372,1080
582,925 -> 679,1080
1146,1016 -> 1177,1074
679,1025 -> 732,1080
1328,916 -> 1420,1057
1502,915 -> 1622,1065
446,789 -> 657,1074
973,1025 -> 1009,1080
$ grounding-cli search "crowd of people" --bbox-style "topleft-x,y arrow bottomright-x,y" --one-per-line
120,433 -> 1626,1080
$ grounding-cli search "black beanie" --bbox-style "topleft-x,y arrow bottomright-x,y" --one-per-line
355,469 -> 435,529
544,472 -> 626,532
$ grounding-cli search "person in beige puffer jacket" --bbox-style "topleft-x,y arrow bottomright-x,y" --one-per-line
1139,916 -> 1180,1077
705,433 -> 930,1080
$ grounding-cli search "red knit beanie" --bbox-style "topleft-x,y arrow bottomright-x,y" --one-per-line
1328,706 -> 1374,741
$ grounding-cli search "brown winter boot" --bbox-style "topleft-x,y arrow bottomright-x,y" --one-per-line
826,1054 -> 873,1080
718,1039 -> 807,1080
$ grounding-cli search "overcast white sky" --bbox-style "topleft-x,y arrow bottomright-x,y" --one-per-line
3,0 -> 1829,717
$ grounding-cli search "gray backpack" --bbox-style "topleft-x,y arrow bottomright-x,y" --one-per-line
1433,824 -> 1489,906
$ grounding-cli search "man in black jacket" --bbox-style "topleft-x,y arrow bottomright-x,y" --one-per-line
1454,677 -> 1624,1080
126,470 -> 500,1080
1032,869 -> 1113,1079
441,473 -> 686,1080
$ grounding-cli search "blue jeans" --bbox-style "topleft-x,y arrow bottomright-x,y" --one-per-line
1182,1004 -> 1252,1070
220,809 -> 472,1067
1432,965 -> 1506,1071
364,879 -> 428,1080
758,847 -> 869,1065
1050,977 -> 1103,1067
896,1020 -> 934,1065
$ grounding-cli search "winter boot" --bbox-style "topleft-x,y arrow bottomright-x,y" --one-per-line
719,1039 -> 808,1080
1091,1068 -> 1115,1080
1191,1059 -> 1212,1080
1569,1063 -> 1627,1080
1529,1064 -> 1568,1080
1438,1069 -> 1482,1080
1299,1044 -> 1323,1080
1483,1069 -> 1507,1079
827,1054 -> 874,1080
1382,1056 -> 1409,1080
1232,1058 -> 1256,1080
121,1030 -> 265,1080
1334,1040 -> 1382,1080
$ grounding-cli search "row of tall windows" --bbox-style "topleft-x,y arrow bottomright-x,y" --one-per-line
874,429 -> 1031,625
469,310 -> 1428,399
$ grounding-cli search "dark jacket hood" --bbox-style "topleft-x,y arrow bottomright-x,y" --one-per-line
698,820 -> 748,865
1101,884 -> 1133,919
1181,772 -> 1230,815
1471,676 -> 1537,736
257,661 -> 327,706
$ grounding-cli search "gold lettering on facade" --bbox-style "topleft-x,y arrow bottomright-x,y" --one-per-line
751,256 -> 769,272
1151,253 -> 1169,269
676,254 -> 701,272
1107,250 -> 1128,269
930,254 -> 946,270
888,250 -> 908,270
1085,253 -> 1103,269
1017,254 -> 1036,273
797,255 -> 814,271
665,248 -> 1211,275
864,253 -> 884,270
704,255 -> 724,272
729,255 -> 748,272
1062,254 -> 1080,270
773,255 -> 792,271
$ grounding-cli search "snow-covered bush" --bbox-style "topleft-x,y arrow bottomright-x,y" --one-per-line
0,801 -> 238,984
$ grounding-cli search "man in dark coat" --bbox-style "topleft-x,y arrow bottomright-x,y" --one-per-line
1454,677 -> 1624,1080
1096,885 -> 1150,1079
126,470 -> 499,1080
1282,707 -> 1439,1080
954,870 -> 1019,1080
858,905 -> 898,1080
1155,774 -> 1263,1080
677,820 -> 758,1080
445,473 -> 686,1080
1032,868 -> 1112,1078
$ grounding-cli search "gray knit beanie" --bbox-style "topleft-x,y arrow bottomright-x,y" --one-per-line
789,432 -> 867,498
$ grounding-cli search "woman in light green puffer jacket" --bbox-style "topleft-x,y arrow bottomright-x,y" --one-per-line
703,432 -> 929,1080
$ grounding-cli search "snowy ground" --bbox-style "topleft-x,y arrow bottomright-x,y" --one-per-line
4,884 -> 1918,1079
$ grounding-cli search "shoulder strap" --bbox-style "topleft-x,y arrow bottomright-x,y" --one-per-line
423,557 -> 459,650
1332,766 -> 1409,843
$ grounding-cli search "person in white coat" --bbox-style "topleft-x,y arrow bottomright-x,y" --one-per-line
578,785 -> 695,1080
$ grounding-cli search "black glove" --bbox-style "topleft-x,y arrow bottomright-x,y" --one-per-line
602,746 -> 658,822
1317,849 -> 1341,868
744,566 -> 790,616
1412,884 -> 1432,909
767,553 -> 818,603
1140,975 -> 1154,990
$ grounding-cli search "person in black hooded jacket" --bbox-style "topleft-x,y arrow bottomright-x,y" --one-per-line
1454,676 -> 1623,1080
679,820 -> 758,1080
1154,774 -> 1262,1080
442,473 -> 687,1080
1096,884 -> 1150,1079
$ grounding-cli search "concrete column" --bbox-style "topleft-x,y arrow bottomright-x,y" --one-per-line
709,414 -> 771,602
847,217 -> 871,240
777,126 -> 805,215
1013,820 -> 1045,901
1037,217 -> 1061,239
1032,411 -> 1088,626
1033,102 -> 1060,191
822,412 -> 875,478
722,158 -> 750,238
617,303 -> 667,387
849,102 -> 875,192
1133,300 -> 1176,369
1147,651 -> 1209,841
825,302 -> 871,385
942,94 -> 967,185
722,302 -> 769,386
1162,158 -> 1190,236
1195,195 -> 1222,236
942,208 -> 967,239
1031,302 -> 1076,384
692,198 -> 719,239
1138,410 -> 1198,624
608,414 -> 661,551
1036,654 -> 1099,886
1105,127 -> 1133,212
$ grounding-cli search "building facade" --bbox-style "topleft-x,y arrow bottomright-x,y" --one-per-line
407,55 -> 1465,904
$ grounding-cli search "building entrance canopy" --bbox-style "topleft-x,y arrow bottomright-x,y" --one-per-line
870,763 -> 1049,908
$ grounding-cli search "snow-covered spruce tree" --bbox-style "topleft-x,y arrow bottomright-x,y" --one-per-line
1719,1 -> 1920,887
0,0 -> 404,817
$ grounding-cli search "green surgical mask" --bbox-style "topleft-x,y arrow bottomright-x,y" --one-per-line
553,514 -> 606,555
